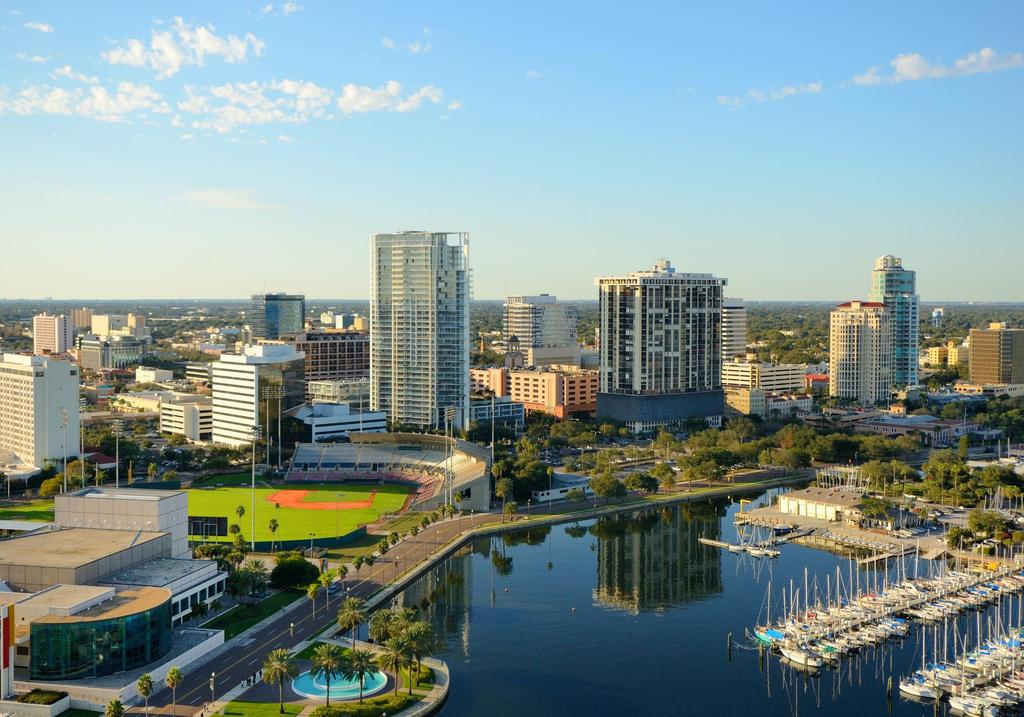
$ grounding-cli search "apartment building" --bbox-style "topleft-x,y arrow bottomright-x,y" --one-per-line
721,298 -> 747,362
502,294 -> 578,365
470,365 -> 599,419
0,353 -> 80,468
32,313 -> 73,355
289,331 -> 369,394
869,255 -> 919,386
969,323 -> 1024,384
721,357 -> 806,393
211,344 -> 305,446
828,301 -> 891,404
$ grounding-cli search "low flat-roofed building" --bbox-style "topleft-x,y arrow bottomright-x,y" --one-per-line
778,487 -> 865,522
99,556 -> 225,626
159,393 -> 213,442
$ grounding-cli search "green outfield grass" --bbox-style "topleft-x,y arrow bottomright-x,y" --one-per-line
187,482 -> 411,542
0,499 -> 55,522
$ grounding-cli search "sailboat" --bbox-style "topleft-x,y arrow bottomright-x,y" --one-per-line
779,640 -> 824,669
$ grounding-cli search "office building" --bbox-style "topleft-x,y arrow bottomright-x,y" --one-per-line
71,307 -> 93,330
725,387 -> 813,419
0,353 -> 80,469
869,255 -> 919,386
947,340 -> 969,367
721,298 -> 747,362
32,313 -> 73,355
503,294 -> 577,354
136,367 -> 174,383
467,395 -> 526,433
721,357 -> 807,393
185,361 -> 214,385
90,313 -> 149,339
77,334 -> 147,370
595,259 -> 725,432
470,365 -> 600,419
290,331 -> 370,394
211,344 -> 305,446
925,345 -> 948,367
159,394 -> 214,442
370,231 -> 470,430
829,301 -> 891,404
250,293 -> 306,340
292,401 -> 387,441
969,323 -> 1024,384
309,378 -> 371,411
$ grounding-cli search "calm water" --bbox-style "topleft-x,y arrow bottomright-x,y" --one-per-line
391,493 -> 1020,717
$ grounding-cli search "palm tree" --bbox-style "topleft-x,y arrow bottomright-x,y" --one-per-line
405,621 -> 440,690
378,636 -> 411,697
306,582 -> 319,617
262,648 -> 299,713
368,608 -> 396,643
104,699 -> 125,717
337,596 -> 367,649
236,505 -> 246,522
247,558 -> 268,577
342,648 -> 377,704
495,478 -> 513,521
320,571 -> 333,609
268,518 -> 280,552
353,555 -> 365,575
310,642 -> 346,707
165,666 -> 183,715
136,673 -> 153,716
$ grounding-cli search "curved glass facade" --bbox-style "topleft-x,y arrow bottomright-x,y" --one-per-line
30,598 -> 172,680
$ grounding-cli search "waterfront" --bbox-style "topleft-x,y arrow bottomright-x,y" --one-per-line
392,492 -> 1016,717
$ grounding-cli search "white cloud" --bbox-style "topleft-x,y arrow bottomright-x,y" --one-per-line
848,47 -> 1024,86
422,27 -> 432,36
14,52 -> 49,63
25,21 -> 53,33
447,100 -> 462,110
337,80 -> 443,114
103,17 -> 265,79
281,2 -> 303,15
180,133 -> 194,140
277,134 -> 295,142
0,80 -> 169,122
180,189 -> 279,209
51,64 -> 99,84
716,82 -> 822,109
526,69 -> 542,78
380,36 -> 396,50
260,3 -> 274,16
178,78 -> 333,133
407,40 -> 431,54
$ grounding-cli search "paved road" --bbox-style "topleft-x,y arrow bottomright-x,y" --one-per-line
141,511 -> 502,714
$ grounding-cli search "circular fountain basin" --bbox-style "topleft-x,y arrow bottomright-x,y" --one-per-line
291,669 -> 389,701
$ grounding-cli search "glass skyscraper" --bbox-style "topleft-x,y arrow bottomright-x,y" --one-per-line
868,255 -> 919,387
250,293 -> 306,339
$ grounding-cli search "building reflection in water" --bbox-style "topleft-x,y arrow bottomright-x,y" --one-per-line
590,501 -> 726,614
394,542 -> 475,658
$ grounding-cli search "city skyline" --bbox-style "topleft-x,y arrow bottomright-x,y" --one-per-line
2,1 -> 1023,301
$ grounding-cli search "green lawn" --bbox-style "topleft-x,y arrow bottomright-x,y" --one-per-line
222,701 -> 303,716
187,482 -> 411,542
203,589 -> 303,639
0,499 -> 54,522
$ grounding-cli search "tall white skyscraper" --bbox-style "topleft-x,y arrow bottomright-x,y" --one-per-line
0,353 -> 80,468
32,313 -> 73,355
721,298 -> 747,362
370,231 -> 470,430
869,254 -> 919,386
503,295 -> 578,348
595,259 -> 726,432
829,301 -> 891,404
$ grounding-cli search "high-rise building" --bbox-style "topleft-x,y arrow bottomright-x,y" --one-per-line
969,323 -> 1024,384
290,331 -> 370,396
32,313 -> 73,355
370,231 -> 470,430
0,353 -> 80,468
595,259 -> 726,433
869,255 -> 919,386
721,357 -> 806,393
828,301 -> 891,404
71,307 -> 93,330
503,295 -> 577,349
721,298 -> 747,362
211,344 -> 306,447
250,293 -> 306,340
89,314 -> 150,339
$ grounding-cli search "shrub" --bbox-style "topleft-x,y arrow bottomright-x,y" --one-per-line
18,689 -> 68,705
270,552 -> 320,589
310,695 -> 416,717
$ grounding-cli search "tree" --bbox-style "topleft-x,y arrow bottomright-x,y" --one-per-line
589,473 -> 626,505
565,487 -> 585,503
650,462 -> 675,488
379,636 -> 412,697
262,648 -> 299,713
105,699 -> 125,717
343,648 -> 378,704
405,621 -> 440,692
958,434 -> 970,460
270,552 -> 320,589
495,478 -> 513,521
165,666 -> 183,714
368,608 -> 397,643
337,596 -> 367,650
236,505 -> 246,523
268,518 -> 280,552
307,582 -> 319,617
136,673 -> 153,716
503,501 -> 519,520
147,462 -> 157,480
310,642 -> 346,707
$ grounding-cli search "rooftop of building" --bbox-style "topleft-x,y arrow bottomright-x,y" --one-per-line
34,586 -> 171,624
783,487 -> 865,508
99,557 -> 216,588
1,583 -> 112,611
0,527 -> 166,569
835,301 -> 886,309
65,485 -> 184,500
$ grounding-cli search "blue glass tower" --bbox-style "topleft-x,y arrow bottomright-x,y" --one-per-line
869,255 -> 918,387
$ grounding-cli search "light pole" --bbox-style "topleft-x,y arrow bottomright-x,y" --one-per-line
309,532 -> 314,556
250,425 -> 261,551
260,386 -> 272,468
269,384 -> 284,469
112,418 -> 123,488
79,396 -> 86,488
209,672 -> 216,708
60,408 -> 69,494
289,621 -> 294,639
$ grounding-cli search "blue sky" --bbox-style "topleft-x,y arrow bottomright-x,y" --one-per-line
1,1 -> 1022,301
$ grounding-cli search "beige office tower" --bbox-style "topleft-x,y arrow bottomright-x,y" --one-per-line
32,313 -> 73,355
828,301 -> 891,404
370,231 -> 470,430
721,298 -> 747,362
969,323 -> 1024,384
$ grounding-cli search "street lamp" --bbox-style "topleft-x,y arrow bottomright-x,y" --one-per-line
289,621 -> 294,638
111,418 -> 124,488
250,425 -> 261,551
60,408 -> 69,494
309,532 -> 315,556
209,672 -> 216,707
79,396 -> 87,488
